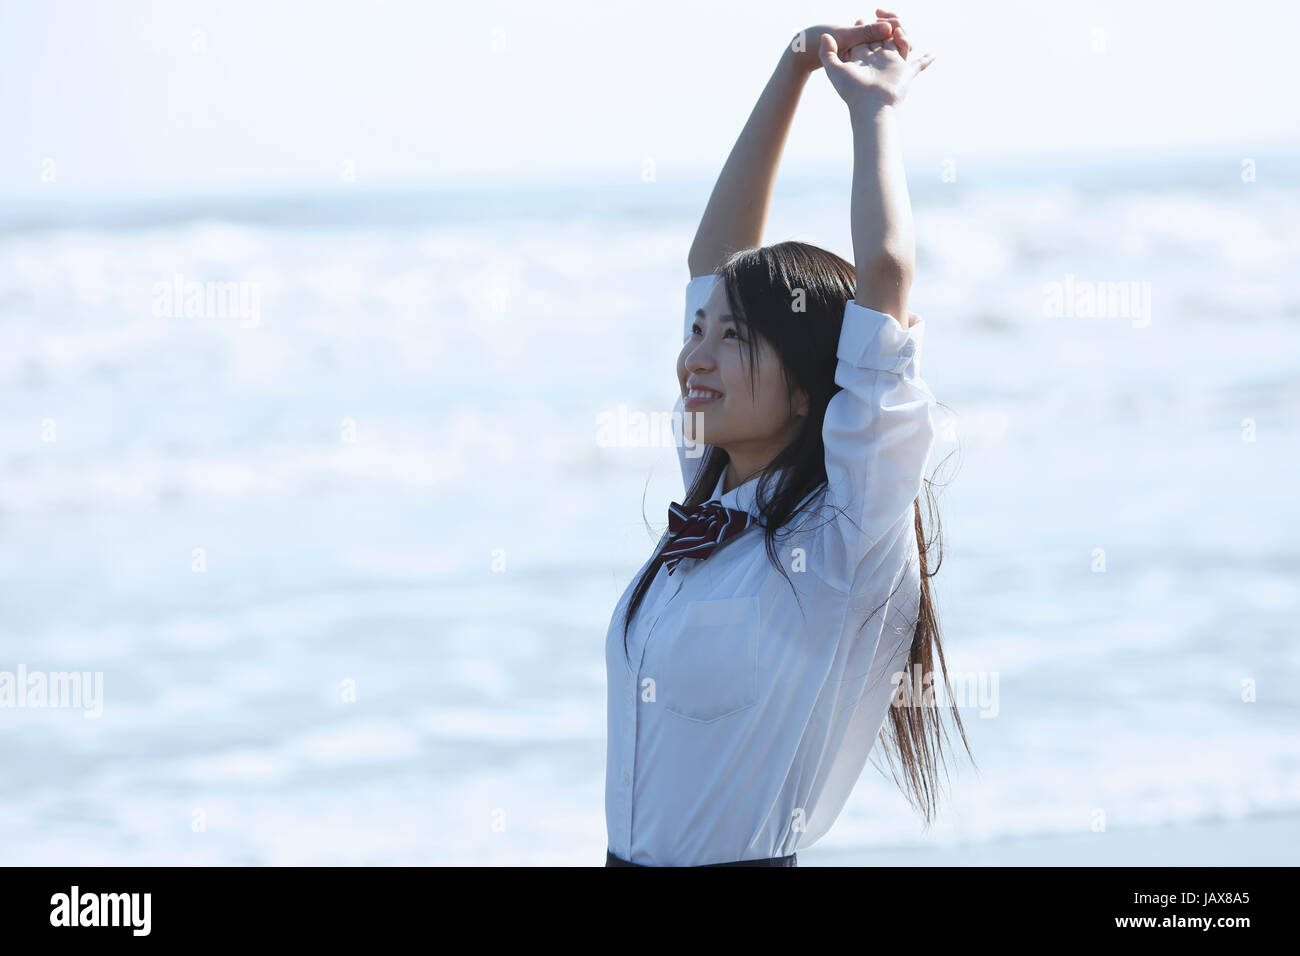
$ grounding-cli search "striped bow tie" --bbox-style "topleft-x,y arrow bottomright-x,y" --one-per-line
661,499 -> 755,575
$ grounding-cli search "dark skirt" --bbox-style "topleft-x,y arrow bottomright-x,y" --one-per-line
606,849 -> 796,867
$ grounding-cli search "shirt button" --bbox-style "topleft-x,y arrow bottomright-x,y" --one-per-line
621,772 -> 630,787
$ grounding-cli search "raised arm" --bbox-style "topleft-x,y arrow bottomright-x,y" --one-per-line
847,106 -> 913,325
818,14 -> 935,324
805,14 -> 939,590
687,19 -> 895,278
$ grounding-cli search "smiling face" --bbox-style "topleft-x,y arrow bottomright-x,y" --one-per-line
677,279 -> 808,487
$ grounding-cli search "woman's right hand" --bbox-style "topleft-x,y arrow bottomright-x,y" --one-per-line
818,10 -> 935,111
785,18 -> 893,76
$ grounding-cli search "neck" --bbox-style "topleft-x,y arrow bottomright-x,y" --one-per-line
722,455 -> 764,494
719,420 -> 802,494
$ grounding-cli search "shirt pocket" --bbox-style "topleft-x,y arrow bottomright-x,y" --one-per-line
661,595 -> 760,723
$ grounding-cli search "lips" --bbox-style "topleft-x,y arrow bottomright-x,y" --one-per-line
684,386 -> 722,408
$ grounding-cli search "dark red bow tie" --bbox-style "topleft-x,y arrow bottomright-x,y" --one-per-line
661,499 -> 755,575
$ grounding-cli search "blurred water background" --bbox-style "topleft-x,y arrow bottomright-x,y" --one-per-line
2,147 -> 1298,864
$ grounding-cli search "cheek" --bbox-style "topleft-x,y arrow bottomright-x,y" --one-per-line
717,353 -> 750,404
754,365 -> 797,422
745,352 -> 782,410
757,381 -> 788,420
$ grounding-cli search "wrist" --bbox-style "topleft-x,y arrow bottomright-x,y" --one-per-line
777,44 -> 813,80
848,96 -> 899,123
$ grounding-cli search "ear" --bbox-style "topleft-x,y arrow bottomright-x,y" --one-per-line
792,387 -> 810,419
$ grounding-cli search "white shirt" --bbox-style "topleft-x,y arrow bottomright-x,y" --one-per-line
604,273 -> 936,865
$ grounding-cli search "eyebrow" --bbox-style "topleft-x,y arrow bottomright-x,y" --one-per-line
695,308 -> 736,323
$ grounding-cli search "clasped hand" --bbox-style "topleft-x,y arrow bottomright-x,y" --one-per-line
789,9 -> 935,111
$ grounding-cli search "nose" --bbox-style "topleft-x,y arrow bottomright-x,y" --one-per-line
683,337 -> 716,373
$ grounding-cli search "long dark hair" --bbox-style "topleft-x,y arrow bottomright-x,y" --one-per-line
622,240 -> 974,827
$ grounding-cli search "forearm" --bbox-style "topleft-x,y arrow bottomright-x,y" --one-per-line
688,49 -> 809,277
848,103 -> 914,326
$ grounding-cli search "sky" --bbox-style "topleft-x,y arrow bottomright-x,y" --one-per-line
2,0 -> 1298,198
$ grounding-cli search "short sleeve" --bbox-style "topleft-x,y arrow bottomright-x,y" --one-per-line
837,299 -> 924,374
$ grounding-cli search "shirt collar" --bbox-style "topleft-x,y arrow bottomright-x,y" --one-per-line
708,464 -> 825,521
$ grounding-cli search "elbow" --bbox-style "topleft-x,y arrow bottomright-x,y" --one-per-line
855,253 -> 914,313
861,252 -> 913,291
687,243 -> 706,279
687,239 -> 717,279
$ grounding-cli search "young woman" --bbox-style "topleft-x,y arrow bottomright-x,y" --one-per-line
604,11 -> 972,867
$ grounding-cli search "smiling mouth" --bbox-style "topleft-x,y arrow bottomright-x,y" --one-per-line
685,387 -> 723,406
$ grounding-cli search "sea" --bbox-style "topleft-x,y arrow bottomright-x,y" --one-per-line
1,150 -> 1297,864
